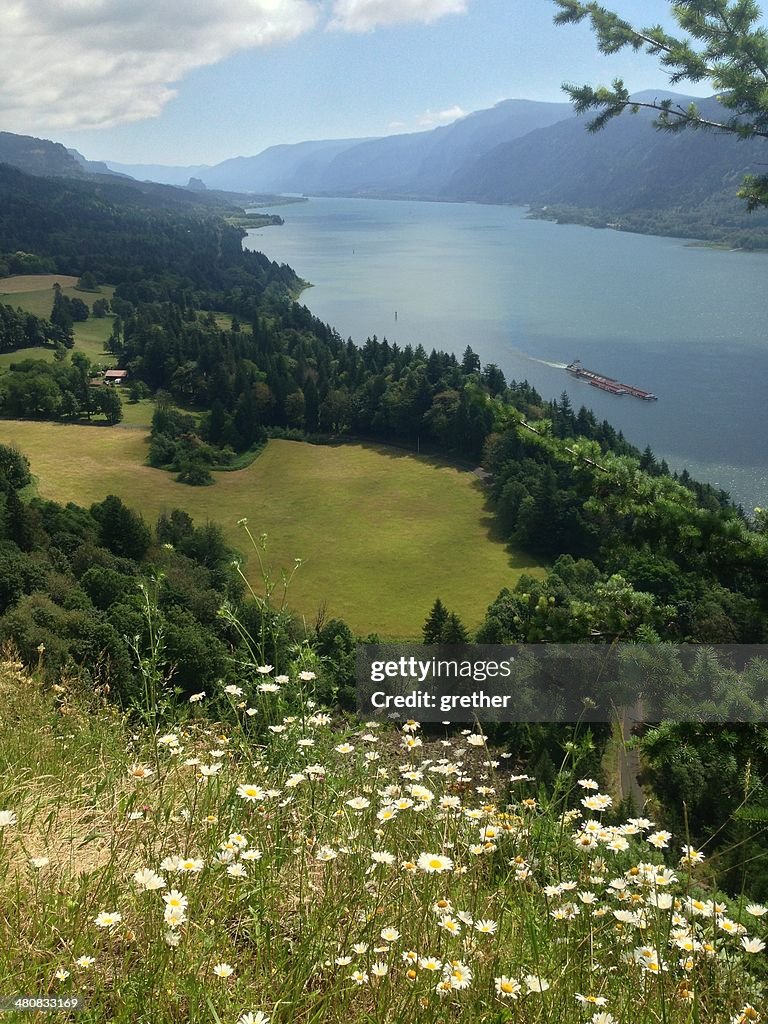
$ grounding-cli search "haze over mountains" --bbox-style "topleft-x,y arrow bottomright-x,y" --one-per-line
2,93 -> 768,246
107,99 -> 575,194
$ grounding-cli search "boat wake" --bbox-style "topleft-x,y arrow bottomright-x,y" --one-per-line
511,348 -> 569,370
532,357 -> 569,370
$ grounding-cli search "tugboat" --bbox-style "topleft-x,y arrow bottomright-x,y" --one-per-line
566,360 -> 658,400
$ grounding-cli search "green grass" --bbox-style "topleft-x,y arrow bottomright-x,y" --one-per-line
0,423 -> 542,636
118,399 -> 156,429
0,274 -> 117,363
0,347 -> 57,371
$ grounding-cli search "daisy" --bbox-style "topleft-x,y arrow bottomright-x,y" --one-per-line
370,962 -> 388,978
680,845 -> 705,866
179,858 -> 204,873
718,918 -> 742,935
237,1013 -> 270,1024
315,846 -> 338,862
94,911 -> 122,928
237,784 -> 266,802
213,963 -> 234,978
128,764 -> 153,780
0,810 -> 18,828
525,975 -> 550,993
746,903 -> 768,917
164,906 -> 186,928
74,956 -> 96,969
417,852 -> 454,873
371,851 -> 395,865
29,856 -> 50,869
581,794 -> 612,812
495,976 -> 521,998
474,918 -> 498,934
335,743 -> 355,754
346,797 -> 370,810
647,831 -> 672,849
741,936 -> 766,954
133,868 -> 166,891
438,916 -> 461,936
445,961 -> 472,989
606,836 -> 629,853
380,927 -> 400,942
163,889 -> 188,910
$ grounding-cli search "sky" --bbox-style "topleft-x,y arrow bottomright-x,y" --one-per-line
2,0 -> 723,166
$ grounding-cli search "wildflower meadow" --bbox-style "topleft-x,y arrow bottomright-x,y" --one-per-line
0,640 -> 766,1024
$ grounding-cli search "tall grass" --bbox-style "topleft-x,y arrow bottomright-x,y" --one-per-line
0,634 -> 766,1024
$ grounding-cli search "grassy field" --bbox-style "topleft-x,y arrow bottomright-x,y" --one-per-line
0,422 -> 541,636
0,274 -> 117,363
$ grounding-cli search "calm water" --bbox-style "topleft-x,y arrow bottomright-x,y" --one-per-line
244,197 -> 768,510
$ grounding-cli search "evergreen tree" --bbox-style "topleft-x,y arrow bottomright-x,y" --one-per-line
90,495 -> 151,560
423,598 -> 449,644
441,612 -> 470,644
50,283 -> 74,347
552,0 -> 768,207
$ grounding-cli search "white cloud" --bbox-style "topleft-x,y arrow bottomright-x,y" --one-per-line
387,120 -> 408,130
0,0 -> 320,132
329,0 -> 466,32
417,105 -> 466,127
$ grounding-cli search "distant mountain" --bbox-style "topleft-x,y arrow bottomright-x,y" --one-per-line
0,131 -> 85,179
103,100 -> 573,195
445,93 -> 765,211
67,148 -> 130,179
311,100 -> 574,197
202,138 -> 371,192
105,139 -> 370,192
106,160 -> 211,186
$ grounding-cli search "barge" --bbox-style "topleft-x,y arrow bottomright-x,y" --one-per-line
566,360 -> 658,400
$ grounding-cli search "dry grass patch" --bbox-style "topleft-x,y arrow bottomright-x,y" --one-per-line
0,275 -> 80,293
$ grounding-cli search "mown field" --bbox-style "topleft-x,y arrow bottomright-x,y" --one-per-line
0,421 -> 542,636
0,274 -> 116,368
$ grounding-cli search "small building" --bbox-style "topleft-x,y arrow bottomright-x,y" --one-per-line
103,369 -> 129,385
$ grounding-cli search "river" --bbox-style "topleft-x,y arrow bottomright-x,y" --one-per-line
244,196 -> 768,510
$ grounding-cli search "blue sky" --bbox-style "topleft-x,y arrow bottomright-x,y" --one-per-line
3,0 -> 724,165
